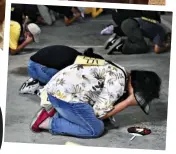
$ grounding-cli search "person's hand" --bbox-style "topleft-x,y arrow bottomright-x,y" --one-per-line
25,34 -> 33,43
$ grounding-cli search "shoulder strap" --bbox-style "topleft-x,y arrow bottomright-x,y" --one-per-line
106,60 -> 128,81
106,60 -> 129,105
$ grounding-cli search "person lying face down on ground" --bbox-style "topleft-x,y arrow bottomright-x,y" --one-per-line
104,10 -> 171,55
28,49 -> 161,138
9,20 -> 41,55
19,45 -> 104,95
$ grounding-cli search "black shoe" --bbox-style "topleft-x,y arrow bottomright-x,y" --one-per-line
107,37 -> 124,55
104,33 -> 118,50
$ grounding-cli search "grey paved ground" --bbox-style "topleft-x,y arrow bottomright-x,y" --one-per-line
4,14 -> 171,150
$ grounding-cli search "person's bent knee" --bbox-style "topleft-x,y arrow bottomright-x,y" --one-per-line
9,49 -> 18,55
121,18 -> 138,35
91,121 -> 105,138
28,60 -> 35,69
27,60 -> 38,78
93,129 -> 104,138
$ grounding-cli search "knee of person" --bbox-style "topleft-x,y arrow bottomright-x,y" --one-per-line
28,60 -> 34,68
91,121 -> 104,137
121,18 -> 136,34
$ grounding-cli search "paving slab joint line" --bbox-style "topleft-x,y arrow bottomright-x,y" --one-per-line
25,45 -> 104,50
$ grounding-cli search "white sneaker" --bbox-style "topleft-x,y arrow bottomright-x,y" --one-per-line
25,78 -> 35,83
19,79 -> 40,94
101,25 -> 114,35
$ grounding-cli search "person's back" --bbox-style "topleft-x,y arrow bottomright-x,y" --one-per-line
44,60 -> 127,118
30,45 -> 82,71
11,4 -> 25,26
141,10 -> 161,22
136,11 -> 167,51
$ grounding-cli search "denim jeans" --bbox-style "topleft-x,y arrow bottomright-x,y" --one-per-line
48,94 -> 104,138
28,60 -> 58,84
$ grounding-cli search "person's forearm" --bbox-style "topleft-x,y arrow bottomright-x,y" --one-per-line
101,100 -> 129,120
101,94 -> 137,120
10,40 -> 31,55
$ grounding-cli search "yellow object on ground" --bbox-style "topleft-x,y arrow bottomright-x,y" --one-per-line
84,8 -> 103,18
40,89 -> 51,107
9,20 -> 21,50
74,56 -> 105,66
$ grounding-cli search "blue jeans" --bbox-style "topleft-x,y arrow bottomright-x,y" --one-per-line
48,94 -> 104,138
28,60 -> 58,84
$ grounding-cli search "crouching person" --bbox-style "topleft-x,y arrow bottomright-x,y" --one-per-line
30,58 -> 161,138
19,45 -> 103,95
105,11 -> 171,55
9,21 -> 41,55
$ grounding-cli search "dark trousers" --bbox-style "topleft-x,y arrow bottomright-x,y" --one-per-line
24,4 -> 39,23
121,18 -> 149,54
112,10 -> 142,36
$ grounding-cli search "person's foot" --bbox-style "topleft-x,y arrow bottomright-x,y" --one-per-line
36,16 -> 48,25
34,86 -> 43,96
64,13 -> 81,26
106,37 -> 124,55
19,78 -> 40,94
39,117 -> 51,129
64,17 -> 75,26
101,24 -> 114,35
30,107 -> 56,132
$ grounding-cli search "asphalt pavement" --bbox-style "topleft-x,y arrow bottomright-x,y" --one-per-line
4,13 -> 172,150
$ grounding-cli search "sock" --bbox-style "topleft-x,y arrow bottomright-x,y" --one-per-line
39,117 -> 51,129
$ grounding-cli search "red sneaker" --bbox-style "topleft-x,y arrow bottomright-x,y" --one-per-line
47,107 -> 56,117
30,108 -> 50,133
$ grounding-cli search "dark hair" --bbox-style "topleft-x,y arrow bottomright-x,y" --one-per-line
131,70 -> 161,102
83,48 -> 104,60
